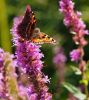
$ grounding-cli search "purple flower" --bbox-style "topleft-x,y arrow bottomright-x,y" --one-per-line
59,0 -> 89,44
53,53 -> 67,65
53,47 -> 67,65
70,49 -> 81,62
19,84 -> 38,100
0,49 -> 6,99
59,0 -> 88,65
29,93 -> 37,100
15,41 -> 52,99
11,5 -> 52,100
0,49 -> 16,99
16,41 -> 44,71
0,59 -> 3,68
53,47 -> 66,91
0,49 -> 4,68
59,0 -> 89,35
11,17 -> 23,46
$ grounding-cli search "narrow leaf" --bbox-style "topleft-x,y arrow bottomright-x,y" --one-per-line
62,82 -> 86,100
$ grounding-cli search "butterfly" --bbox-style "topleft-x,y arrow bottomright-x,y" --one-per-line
17,5 -> 56,44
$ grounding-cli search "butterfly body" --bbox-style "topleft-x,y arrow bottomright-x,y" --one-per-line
17,5 -> 56,44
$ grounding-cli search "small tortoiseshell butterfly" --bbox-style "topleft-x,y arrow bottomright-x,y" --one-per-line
17,5 -> 56,44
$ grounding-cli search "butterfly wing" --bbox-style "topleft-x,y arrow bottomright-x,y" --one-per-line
26,5 -> 36,39
17,5 -> 36,40
31,32 -> 56,44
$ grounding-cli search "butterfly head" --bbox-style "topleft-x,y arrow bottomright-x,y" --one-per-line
34,28 -> 40,34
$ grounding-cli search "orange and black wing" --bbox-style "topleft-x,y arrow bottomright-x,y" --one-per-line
31,32 -> 56,44
17,5 -> 36,40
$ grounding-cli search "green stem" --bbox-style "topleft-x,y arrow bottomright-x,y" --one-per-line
82,71 -> 89,99
85,85 -> 88,99
0,0 -> 11,52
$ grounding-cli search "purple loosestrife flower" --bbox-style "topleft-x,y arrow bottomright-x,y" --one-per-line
59,0 -> 88,69
19,84 -> 38,100
0,49 -> 4,68
53,47 -> 67,93
11,5 -> 52,100
16,41 -> 44,70
59,0 -> 89,36
53,53 -> 66,64
59,0 -> 88,46
0,49 -> 17,99
70,49 -> 81,62
53,47 -> 67,65
0,49 -> 4,98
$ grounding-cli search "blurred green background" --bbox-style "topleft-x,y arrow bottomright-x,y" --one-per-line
0,0 -> 89,99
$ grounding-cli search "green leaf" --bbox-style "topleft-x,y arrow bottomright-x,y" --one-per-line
71,66 -> 82,75
62,82 -> 86,100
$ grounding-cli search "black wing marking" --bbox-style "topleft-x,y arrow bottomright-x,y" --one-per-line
17,5 -> 36,40
26,11 -> 36,39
